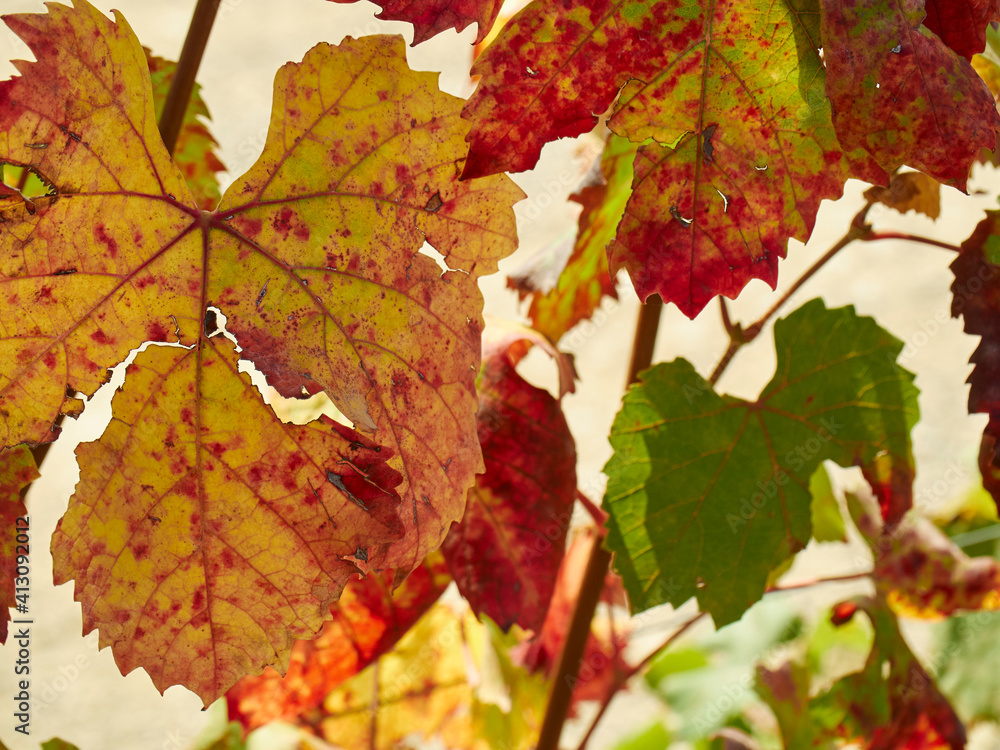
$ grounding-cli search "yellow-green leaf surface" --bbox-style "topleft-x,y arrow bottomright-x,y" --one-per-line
52,335 -> 405,703
311,602 -> 546,749
0,445 -> 37,644
0,5 -> 520,575
604,300 -> 919,625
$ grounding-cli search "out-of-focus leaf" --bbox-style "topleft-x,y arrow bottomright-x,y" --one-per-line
756,661 -> 816,748
820,0 -> 999,188
145,48 -> 225,210
0,446 -> 37,644
611,723 -> 672,750
810,463 -> 847,544
864,171 -> 942,220
936,610 -> 1000,722
922,0 -> 1000,61
507,134 -> 632,343
441,327 -> 576,632
225,552 -> 450,730
315,603 -> 477,748
951,212 -> 1000,511
52,337 -> 404,704
850,493 -> 1000,619
644,595 -> 801,741
328,0 -> 504,44
604,299 -> 919,625
513,528 -> 632,713
472,619 -> 548,750
808,596 -> 966,749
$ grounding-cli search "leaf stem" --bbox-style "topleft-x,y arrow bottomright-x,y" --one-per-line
576,489 -> 607,526
708,202 -> 874,386
861,231 -> 963,253
158,0 -> 222,156
537,297 -> 664,750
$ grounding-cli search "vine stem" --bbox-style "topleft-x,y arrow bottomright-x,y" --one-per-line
26,0 -> 220,476
862,231 -> 962,253
536,295 -> 663,750
158,0 -> 222,155
708,202 -> 875,386
575,570 -> 873,750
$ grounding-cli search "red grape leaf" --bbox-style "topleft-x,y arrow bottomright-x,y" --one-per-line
923,0 -> 1000,60
507,134 -> 631,343
51,336 -> 405,704
440,325 -> 577,632
225,551 -> 450,731
950,210 -> 1000,510
464,0 -> 887,316
820,0 -> 1000,189
0,3 -> 522,584
811,596 -> 966,749
327,0 -> 504,45
0,445 -> 37,644
145,48 -> 225,210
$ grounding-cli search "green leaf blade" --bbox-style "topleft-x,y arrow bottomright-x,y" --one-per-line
604,299 -> 919,625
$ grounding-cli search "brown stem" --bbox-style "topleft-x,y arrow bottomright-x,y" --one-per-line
536,530 -> 612,750
766,570 -> 871,594
537,297 -> 664,750
708,202 -> 874,386
862,231 -> 962,253
158,0 -> 222,156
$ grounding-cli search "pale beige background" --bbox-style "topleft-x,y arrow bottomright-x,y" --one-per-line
1,0 -> 998,747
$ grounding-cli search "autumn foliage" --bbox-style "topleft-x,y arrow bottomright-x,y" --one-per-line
5,0 -> 1000,747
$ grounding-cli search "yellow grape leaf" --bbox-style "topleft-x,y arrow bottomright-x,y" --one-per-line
2,1 -> 520,702
52,336 -> 405,703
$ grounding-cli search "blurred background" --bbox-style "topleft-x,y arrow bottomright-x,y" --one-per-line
2,0 -> 1000,747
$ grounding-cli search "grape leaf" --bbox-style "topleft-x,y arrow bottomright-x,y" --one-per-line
0,3 -> 522,580
819,0 -> 999,188
51,336 -> 404,703
809,463 -> 847,543
923,0 -> 1000,61
507,134 -> 632,344
850,491 -> 1000,619
809,596 -> 966,749
145,48 -> 225,210
313,603 -> 479,748
328,0 -> 504,45
863,171 -> 942,220
936,610 -> 1000,723
225,551 -> 450,731
604,299 -> 919,625
950,210 -> 1000,510
464,0 -> 885,317
0,445 -> 37,644
441,325 -> 577,632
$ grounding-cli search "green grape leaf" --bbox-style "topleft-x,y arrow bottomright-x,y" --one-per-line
604,299 -> 918,625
